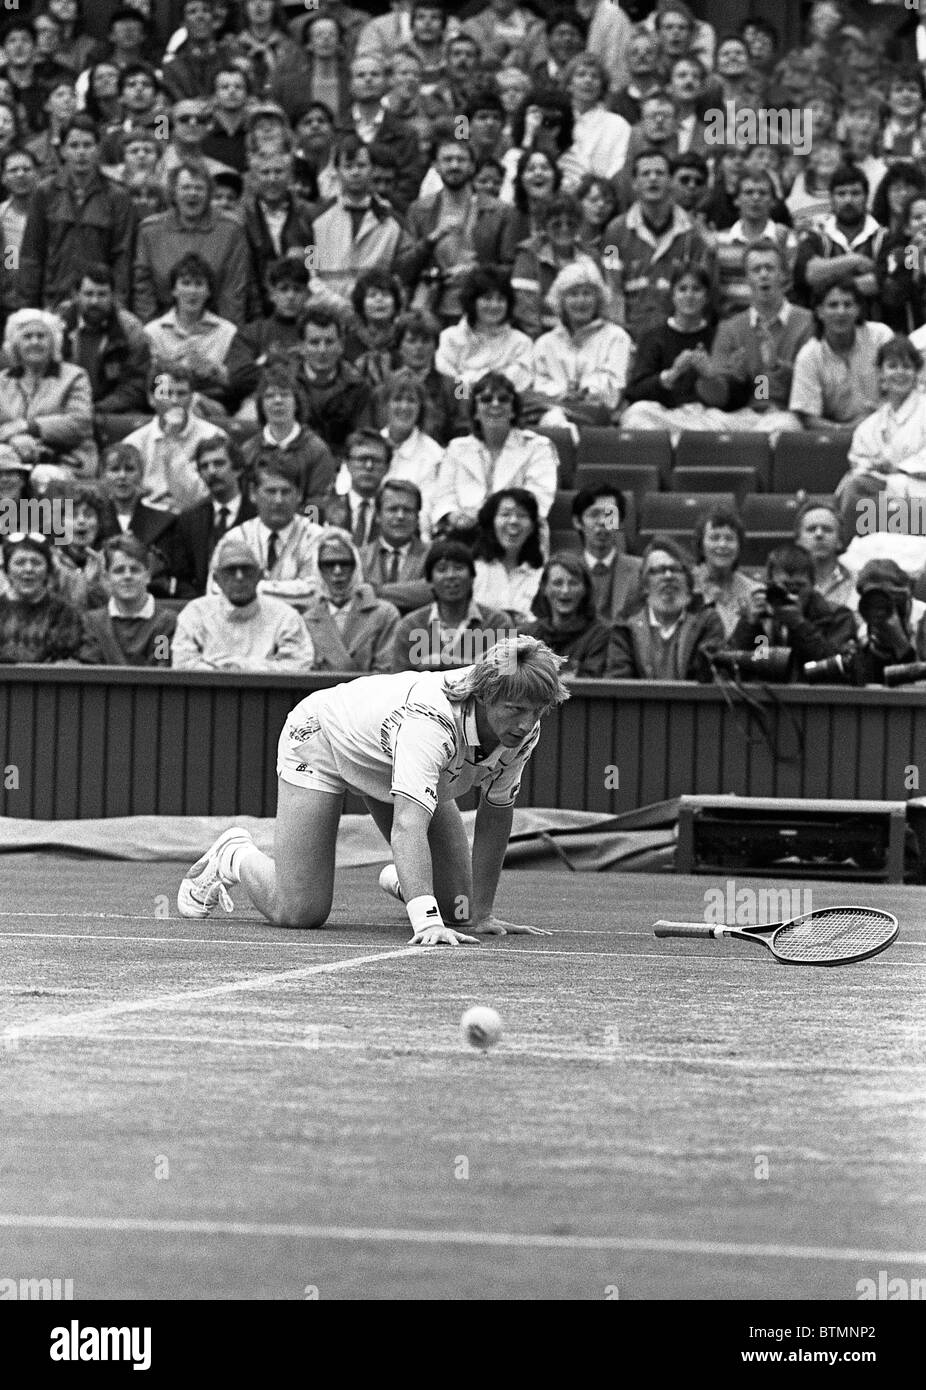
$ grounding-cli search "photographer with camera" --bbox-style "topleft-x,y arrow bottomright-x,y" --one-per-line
728,543 -> 857,681
845,558 -> 926,685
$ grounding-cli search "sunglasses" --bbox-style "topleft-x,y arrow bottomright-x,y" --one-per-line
676,174 -> 705,187
319,558 -> 355,572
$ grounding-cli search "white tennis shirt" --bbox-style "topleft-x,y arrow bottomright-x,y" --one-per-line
285,668 -> 541,813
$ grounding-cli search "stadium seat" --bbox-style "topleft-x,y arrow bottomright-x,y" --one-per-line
536,426 -> 577,487
548,489 -> 638,553
638,492 -> 736,547
772,432 -> 849,495
576,427 -> 672,483
574,461 -> 660,501
740,493 -> 803,567
670,465 -> 756,503
674,430 -> 771,490
548,489 -> 576,533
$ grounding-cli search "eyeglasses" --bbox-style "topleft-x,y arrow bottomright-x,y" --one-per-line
319,558 -> 355,571
476,392 -> 513,405
175,113 -> 206,124
675,175 -> 705,187
646,564 -> 685,577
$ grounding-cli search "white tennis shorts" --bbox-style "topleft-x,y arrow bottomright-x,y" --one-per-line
276,693 -> 347,795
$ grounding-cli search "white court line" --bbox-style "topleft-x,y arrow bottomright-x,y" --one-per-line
4,947 -> 424,1041
0,1212 -> 922,1265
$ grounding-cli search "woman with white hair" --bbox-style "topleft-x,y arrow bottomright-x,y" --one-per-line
530,263 -> 634,433
0,309 -> 96,475
301,526 -> 401,674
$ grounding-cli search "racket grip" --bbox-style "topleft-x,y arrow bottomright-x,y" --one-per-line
653,921 -> 717,939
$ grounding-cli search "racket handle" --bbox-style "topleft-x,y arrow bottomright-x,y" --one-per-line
653,921 -> 717,939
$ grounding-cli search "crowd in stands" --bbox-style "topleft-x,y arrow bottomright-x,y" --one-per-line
2,0 -> 926,687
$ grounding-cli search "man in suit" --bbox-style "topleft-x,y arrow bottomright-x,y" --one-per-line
97,442 -> 179,598
360,477 -> 431,615
209,455 -> 322,612
166,435 -> 258,598
324,428 -> 391,546
571,485 -> 642,624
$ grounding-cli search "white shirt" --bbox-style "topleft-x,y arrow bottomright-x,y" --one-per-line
435,319 -> 534,395
560,106 -> 631,191
283,667 -> 540,814
531,318 -> 633,410
383,426 -> 444,539
472,558 -> 542,622
432,429 -> 558,525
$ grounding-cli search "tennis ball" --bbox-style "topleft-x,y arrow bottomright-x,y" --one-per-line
461,1006 -> 502,1051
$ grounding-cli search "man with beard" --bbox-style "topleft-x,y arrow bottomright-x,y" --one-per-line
606,536 -> 725,680
58,263 -> 151,445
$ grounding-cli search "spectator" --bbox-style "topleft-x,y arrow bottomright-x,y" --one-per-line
667,54 -> 709,155
714,169 -> 799,319
166,435 -> 258,599
871,162 -> 925,242
243,358 -> 337,514
522,550 -> 611,676
0,147 -> 38,306
54,481 -> 108,610
471,485 -> 545,624
324,426 -> 391,544
377,368 -> 443,533
27,75 -> 78,176
98,63 -> 163,165
308,134 -> 411,300
570,484 -> 642,623
461,1 -> 546,73
880,66 -> 925,163
242,143 -> 316,317
559,52 -> 631,191
0,308 -> 96,475
789,279 -> 894,434
728,542 -> 856,678
157,98 -> 233,186
359,476 -> 430,615
693,241 -> 814,439
161,1 -> 237,105
142,252 -> 257,419
242,256 -> 310,364
173,531 -> 314,672
511,192 -> 603,339
531,262 -> 632,432
506,146 -> 562,247
17,115 -> 137,310
691,506 -> 756,639
391,536 -> 512,673
83,534 -> 176,666
473,156 -> 505,201
609,24 -> 661,124
340,51 -> 423,211
840,96 -> 887,208
794,163 -> 887,316
576,172 -> 618,255
132,160 -> 251,325
57,263 -> 151,446
47,0 -> 96,75
602,148 -> 715,342
273,13 -> 350,125
291,99 -> 338,203
295,304 -> 374,453
379,308 -> 458,445
847,558 -> 926,685
122,364 -> 226,514
200,65 -> 251,173
126,174 -> 166,221
345,268 -> 404,389
1,18 -> 70,136
232,0 -> 301,99
211,454 -> 323,611
96,443 -> 180,587
499,88 -> 574,205
877,191 -> 926,334
302,525 -> 400,673
400,135 -> 516,328
0,531 -> 93,663
431,371 -> 557,533
784,138 -> 841,234
101,125 -> 162,188
621,261 -> 717,438
699,142 -> 749,233
837,335 -> 926,530
605,535 -> 726,682
436,266 -> 533,395
670,151 -> 709,226
794,499 -> 857,611
616,89 -> 685,205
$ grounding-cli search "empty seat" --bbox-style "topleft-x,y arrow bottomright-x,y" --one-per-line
577,427 -> 672,482
638,492 -> 736,546
772,432 -> 849,494
574,461 -> 660,501
671,465 -> 756,503
536,425 -> 577,487
674,430 -> 771,489
740,492 -> 803,567
548,489 -> 576,532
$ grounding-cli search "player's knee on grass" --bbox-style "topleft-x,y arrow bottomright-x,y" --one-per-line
269,897 -> 331,930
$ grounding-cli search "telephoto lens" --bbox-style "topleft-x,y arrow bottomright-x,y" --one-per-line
883,662 -> 926,687
858,586 -> 899,625
803,655 -> 852,684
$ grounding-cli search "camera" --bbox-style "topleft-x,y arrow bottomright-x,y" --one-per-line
883,661 -> 926,687
712,648 -> 792,682
764,581 -> 792,608
858,586 -> 900,626
803,655 -> 854,685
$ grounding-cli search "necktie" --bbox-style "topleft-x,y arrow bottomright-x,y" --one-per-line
353,500 -> 369,547
266,530 -> 280,574
385,548 -> 400,584
216,506 -> 230,537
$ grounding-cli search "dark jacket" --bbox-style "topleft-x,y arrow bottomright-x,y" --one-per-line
241,427 -> 337,515
624,320 -> 716,408
164,491 -> 258,598
728,590 -> 857,676
606,604 -> 726,681
83,604 -> 177,666
161,39 -> 238,103
97,500 -> 178,598
132,208 -> 251,326
360,535 -> 431,615
398,191 -> 518,290
336,110 -> 424,213
57,299 -> 151,413
522,613 -> 612,677
297,362 -> 374,452
18,170 -> 137,308
242,192 -> 317,319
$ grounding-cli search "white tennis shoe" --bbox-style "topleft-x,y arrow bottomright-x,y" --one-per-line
378,863 -> 405,903
177,827 -> 254,918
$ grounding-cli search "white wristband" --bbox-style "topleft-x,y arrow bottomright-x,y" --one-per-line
407,895 -> 443,933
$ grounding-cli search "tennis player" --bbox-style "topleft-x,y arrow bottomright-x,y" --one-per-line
178,636 -> 570,945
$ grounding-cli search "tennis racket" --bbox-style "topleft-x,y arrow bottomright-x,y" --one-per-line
653,905 -> 899,966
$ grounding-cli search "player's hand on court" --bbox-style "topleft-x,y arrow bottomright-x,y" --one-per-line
471,916 -> 552,937
408,924 -> 480,947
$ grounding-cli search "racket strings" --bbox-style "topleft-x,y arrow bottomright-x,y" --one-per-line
773,908 -> 897,962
